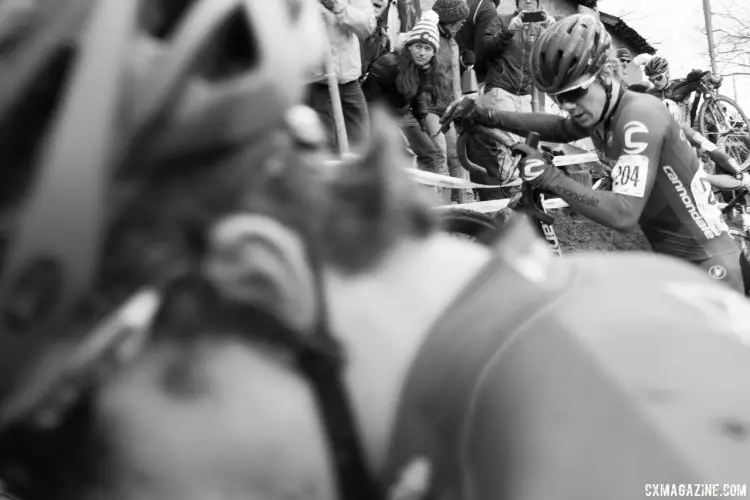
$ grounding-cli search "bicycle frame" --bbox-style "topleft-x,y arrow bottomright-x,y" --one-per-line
451,116 -> 567,256
506,132 -> 564,257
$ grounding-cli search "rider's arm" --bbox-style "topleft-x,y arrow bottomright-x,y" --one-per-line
474,110 -> 590,143
681,123 -> 741,175
533,108 -> 665,232
703,174 -> 744,191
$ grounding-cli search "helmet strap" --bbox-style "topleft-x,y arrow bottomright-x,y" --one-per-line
595,80 -> 614,126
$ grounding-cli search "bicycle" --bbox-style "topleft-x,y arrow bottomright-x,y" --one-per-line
440,130 -> 565,256
719,180 -> 750,258
686,73 -> 750,170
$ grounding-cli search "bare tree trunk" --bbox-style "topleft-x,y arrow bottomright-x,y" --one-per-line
703,0 -> 718,74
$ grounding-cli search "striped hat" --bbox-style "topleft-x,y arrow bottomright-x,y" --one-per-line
404,10 -> 440,53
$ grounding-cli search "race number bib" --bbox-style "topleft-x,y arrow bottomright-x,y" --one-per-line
690,166 -> 730,235
611,154 -> 649,197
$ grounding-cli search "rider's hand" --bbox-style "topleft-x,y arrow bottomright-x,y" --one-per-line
511,143 -> 554,184
741,173 -> 750,189
506,14 -> 524,33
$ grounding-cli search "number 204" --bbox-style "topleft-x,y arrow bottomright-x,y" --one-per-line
613,164 -> 641,187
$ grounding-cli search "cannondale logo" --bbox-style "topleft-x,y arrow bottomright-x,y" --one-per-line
622,121 -> 650,155
708,265 -> 727,280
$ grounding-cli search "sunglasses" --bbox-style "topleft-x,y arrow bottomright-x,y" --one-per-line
648,73 -> 667,83
619,58 -> 631,64
550,72 -> 599,106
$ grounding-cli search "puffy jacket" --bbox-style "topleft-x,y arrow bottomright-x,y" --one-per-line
428,27 -> 461,115
309,0 -> 376,84
481,11 -> 551,96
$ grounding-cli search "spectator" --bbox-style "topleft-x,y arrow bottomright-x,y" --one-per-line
617,47 -> 647,89
454,0 -> 500,86
362,10 -> 451,201
470,0 -> 555,196
361,0 -> 420,77
431,0 -> 475,203
307,0 -> 375,152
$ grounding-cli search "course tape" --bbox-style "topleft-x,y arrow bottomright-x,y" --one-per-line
433,197 -> 569,213
407,151 -> 599,190
433,177 -> 606,213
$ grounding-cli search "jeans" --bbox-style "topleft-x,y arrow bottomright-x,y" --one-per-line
402,113 -> 450,203
438,120 -> 475,203
307,80 -> 370,152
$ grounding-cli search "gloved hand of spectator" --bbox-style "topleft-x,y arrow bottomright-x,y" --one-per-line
320,0 -> 345,14
510,143 -> 555,186
506,14 -> 524,33
460,50 -> 476,68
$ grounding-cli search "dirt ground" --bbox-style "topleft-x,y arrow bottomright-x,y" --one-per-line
549,209 -> 651,254
495,206 -> 743,255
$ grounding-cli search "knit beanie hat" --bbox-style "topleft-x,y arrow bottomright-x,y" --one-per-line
432,0 -> 469,24
404,10 -> 440,52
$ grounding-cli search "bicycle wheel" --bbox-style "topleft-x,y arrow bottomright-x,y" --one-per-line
697,95 -> 750,169
440,208 -> 499,244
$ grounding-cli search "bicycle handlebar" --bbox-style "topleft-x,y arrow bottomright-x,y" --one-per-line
721,186 -> 749,215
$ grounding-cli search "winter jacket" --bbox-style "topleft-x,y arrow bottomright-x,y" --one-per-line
454,0 -> 498,83
429,26 -> 461,115
309,0 -> 376,84
481,10 -> 552,96
362,51 -> 434,121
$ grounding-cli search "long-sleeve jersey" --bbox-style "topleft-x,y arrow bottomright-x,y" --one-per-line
476,90 -> 738,260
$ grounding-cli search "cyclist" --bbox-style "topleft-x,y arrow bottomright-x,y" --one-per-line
1,4 -> 750,500
644,55 -> 723,102
451,14 -> 748,294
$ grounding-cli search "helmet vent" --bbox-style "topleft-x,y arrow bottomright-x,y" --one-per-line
198,6 -> 258,81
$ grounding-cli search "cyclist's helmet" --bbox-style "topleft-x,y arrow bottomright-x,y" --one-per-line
0,0 -> 326,420
644,55 -> 669,76
0,2 -> 390,500
530,14 -> 612,95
